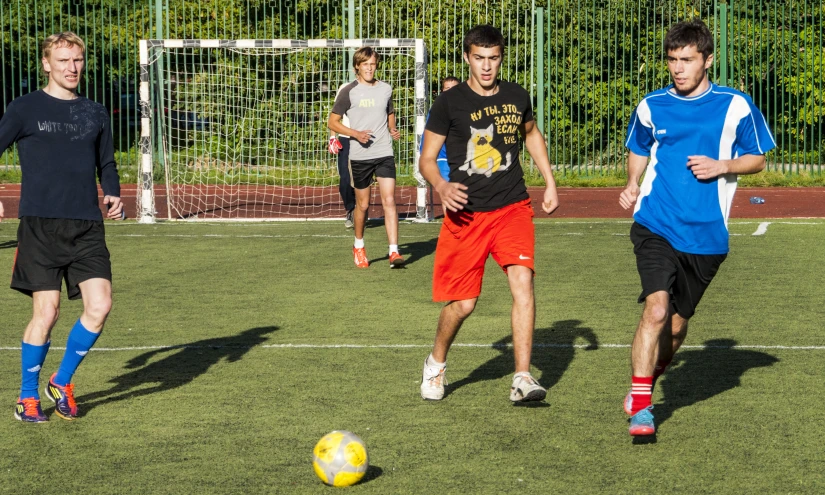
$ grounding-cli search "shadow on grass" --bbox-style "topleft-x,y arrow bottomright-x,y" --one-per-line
446,319 -> 599,403
0,240 -> 17,250
77,326 -> 278,415
370,237 -> 437,268
653,338 -> 779,429
359,465 -> 383,484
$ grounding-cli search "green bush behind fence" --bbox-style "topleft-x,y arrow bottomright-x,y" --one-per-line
1,0 -> 822,181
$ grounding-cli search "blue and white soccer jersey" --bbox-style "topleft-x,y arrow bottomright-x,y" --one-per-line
625,83 -> 775,255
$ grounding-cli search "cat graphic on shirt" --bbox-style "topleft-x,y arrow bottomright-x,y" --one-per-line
460,124 -> 511,177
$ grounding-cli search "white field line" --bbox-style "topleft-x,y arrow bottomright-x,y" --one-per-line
752,222 -> 771,235
1,343 -> 824,351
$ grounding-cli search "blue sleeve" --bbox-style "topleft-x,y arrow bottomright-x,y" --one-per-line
625,108 -> 654,156
437,144 -> 448,161
734,100 -> 776,156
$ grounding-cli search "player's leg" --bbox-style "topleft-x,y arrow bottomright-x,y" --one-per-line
16,290 -> 61,422
374,156 -> 403,267
349,159 -> 374,268
46,278 -> 111,420
47,220 -> 113,420
489,200 -> 545,402
337,138 -> 355,228
422,210 -> 489,400
12,217 -> 68,422
421,298 -> 476,401
625,222 -> 680,435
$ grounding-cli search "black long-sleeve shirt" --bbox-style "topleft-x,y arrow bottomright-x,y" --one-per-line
0,90 -> 120,220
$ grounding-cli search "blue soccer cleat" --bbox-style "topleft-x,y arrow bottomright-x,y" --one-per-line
45,373 -> 78,420
14,397 -> 48,423
628,406 -> 655,436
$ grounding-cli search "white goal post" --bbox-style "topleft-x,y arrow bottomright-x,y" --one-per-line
137,38 -> 429,223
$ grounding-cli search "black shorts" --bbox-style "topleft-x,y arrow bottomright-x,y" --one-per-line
350,156 -> 396,189
630,222 -> 726,319
11,217 -> 112,300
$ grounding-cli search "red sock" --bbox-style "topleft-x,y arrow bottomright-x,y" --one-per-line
630,376 -> 654,415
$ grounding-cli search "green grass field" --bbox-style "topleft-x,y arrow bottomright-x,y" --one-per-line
1,219 -> 824,494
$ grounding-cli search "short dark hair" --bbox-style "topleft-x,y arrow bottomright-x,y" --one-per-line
463,25 -> 506,55
441,76 -> 460,88
664,19 -> 713,60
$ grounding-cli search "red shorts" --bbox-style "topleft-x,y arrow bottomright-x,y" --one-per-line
432,199 -> 535,302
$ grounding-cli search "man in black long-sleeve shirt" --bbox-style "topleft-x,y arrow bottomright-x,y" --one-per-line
0,32 -> 122,423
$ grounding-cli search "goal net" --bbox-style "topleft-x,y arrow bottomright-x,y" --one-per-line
137,39 -> 428,222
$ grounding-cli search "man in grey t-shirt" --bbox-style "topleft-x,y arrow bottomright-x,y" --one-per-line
327,47 -> 403,269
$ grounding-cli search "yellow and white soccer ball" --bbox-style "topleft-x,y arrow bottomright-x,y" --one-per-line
312,430 -> 369,487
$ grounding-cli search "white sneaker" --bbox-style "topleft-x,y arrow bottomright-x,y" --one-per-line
420,358 -> 447,400
510,372 -> 546,403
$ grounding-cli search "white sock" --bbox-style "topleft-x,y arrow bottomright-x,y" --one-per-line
426,353 -> 446,367
389,244 -> 398,255
354,237 -> 365,249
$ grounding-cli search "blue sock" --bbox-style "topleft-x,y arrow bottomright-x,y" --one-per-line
53,319 -> 101,386
21,341 -> 50,400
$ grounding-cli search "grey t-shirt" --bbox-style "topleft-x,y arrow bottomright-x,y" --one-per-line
331,80 -> 394,160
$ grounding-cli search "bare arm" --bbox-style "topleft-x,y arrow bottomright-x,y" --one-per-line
520,120 -> 559,214
327,113 -> 372,144
687,154 -> 766,180
619,151 -> 649,210
421,130 -> 468,212
0,200 -> 4,222
388,113 -> 400,140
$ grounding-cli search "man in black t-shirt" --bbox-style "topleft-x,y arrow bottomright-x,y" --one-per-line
0,32 -> 122,423
418,25 -> 560,403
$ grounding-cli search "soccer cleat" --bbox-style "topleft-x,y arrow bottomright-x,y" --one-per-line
623,391 -> 633,415
353,247 -> 369,268
389,252 -> 405,268
344,210 -> 354,229
14,397 -> 48,423
629,406 -> 656,436
45,373 -> 78,420
510,372 -> 547,403
420,358 -> 447,400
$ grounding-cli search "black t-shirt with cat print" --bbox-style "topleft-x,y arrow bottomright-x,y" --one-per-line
425,80 -> 531,212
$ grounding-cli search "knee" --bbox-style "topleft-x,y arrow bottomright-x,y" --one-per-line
381,195 -> 396,208
34,304 -> 60,329
449,299 -> 476,320
642,301 -> 669,327
84,296 -> 112,325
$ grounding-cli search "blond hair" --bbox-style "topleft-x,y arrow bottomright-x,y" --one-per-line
41,32 -> 86,60
352,46 -> 380,70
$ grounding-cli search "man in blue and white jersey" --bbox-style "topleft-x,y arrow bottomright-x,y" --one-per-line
618,19 -> 775,437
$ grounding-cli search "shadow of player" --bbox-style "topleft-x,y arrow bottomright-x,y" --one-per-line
371,237 -> 437,268
77,326 -> 278,414
653,338 -> 779,428
447,319 -> 599,403
0,240 -> 17,250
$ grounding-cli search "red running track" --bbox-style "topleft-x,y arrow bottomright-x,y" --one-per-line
1,184 -> 824,219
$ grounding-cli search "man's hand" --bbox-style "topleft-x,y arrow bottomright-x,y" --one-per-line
389,127 -> 401,140
619,183 -> 640,210
687,155 -> 727,180
353,130 -> 373,145
104,195 -> 124,220
437,181 -> 469,212
541,185 -> 559,214
328,136 -> 343,155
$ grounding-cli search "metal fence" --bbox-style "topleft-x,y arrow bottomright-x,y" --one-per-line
1,0 -> 822,177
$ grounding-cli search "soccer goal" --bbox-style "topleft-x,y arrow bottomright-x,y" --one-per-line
137,39 -> 429,223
